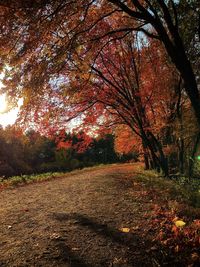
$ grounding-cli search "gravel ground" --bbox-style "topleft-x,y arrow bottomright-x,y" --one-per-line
0,164 -> 186,267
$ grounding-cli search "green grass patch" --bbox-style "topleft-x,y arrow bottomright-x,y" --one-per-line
134,165 -> 200,208
0,172 -> 66,188
0,163 -> 114,189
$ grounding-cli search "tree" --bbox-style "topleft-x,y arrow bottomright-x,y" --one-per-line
91,134 -> 118,163
0,1 -> 199,175
25,129 -> 56,168
69,34 -> 177,175
0,126 -> 32,176
0,1 -> 199,125
108,0 -> 200,125
114,125 -> 140,162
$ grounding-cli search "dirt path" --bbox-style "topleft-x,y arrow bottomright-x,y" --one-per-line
0,164 -> 183,266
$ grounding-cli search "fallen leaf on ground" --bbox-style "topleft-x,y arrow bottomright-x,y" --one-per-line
120,227 -> 130,233
174,220 -> 186,228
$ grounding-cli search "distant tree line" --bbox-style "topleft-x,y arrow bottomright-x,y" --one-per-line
0,126 -> 138,178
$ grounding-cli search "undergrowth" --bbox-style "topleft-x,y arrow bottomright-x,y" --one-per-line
134,165 -> 200,208
132,165 -> 200,265
0,172 -> 65,188
0,164 -> 115,189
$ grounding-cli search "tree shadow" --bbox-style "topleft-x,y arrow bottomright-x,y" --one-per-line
53,242 -> 93,267
51,212 -> 148,267
50,212 -> 186,267
54,212 -> 140,247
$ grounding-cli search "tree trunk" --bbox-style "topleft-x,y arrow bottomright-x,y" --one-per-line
177,101 -> 185,175
162,37 -> 200,127
188,131 -> 200,178
149,149 -> 160,171
142,141 -> 150,170
140,130 -> 168,176
179,138 -> 184,174
147,131 -> 169,176
179,61 -> 200,127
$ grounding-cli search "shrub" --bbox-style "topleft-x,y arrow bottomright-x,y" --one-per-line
37,162 -> 60,173
0,163 -> 15,178
70,159 -> 80,170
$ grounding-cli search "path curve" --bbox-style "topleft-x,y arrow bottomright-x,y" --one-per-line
0,164 -> 162,267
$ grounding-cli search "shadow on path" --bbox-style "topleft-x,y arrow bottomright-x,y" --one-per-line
53,242 -> 93,267
51,212 -> 148,267
53,212 -> 141,247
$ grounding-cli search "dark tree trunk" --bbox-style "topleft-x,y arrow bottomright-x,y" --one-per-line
176,91 -> 185,175
142,141 -> 150,170
147,131 -> 169,176
188,131 -> 200,178
157,26 -> 200,127
178,59 -> 200,127
143,151 -> 150,170
179,138 -> 184,174
140,129 -> 168,176
149,149 -> 160,171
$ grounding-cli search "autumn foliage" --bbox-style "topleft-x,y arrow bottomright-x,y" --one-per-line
0,1 -> 199,177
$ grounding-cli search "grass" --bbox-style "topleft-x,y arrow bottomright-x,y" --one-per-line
0,163 -> 117,189
0,172 -> 65,188
133,164 -> 200,209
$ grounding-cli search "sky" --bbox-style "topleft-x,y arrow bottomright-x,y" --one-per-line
0,75 -> 20,128
0,94 -> 20,128
0,108 -> 19,128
